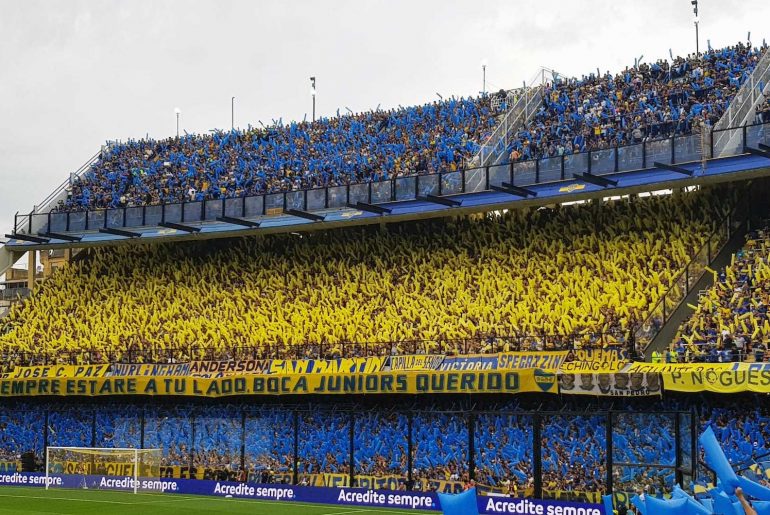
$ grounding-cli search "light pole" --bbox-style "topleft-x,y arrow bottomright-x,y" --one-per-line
231,97 -> 235,130
481,58 -> 488,95
691,0 -> 700,55
174,107 -> 181,138
310,77 -> 316,122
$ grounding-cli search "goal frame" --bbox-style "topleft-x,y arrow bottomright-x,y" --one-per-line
45,446 -> 161,494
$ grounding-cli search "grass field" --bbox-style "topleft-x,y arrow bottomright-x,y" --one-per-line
0,487 -> 439,514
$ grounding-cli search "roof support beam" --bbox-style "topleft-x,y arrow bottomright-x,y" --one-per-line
347,202 -> 392,215
653,161 -> 694,176
501,182 -> 538,197
216,216 -> 261,228
38,232 -> 82,242
159,221 -> 201,233
573,172 -> 618,187
4,233 -> 50,244
99,228 -> 142,238
417,194 -> 462,207
285,209 -> 326,222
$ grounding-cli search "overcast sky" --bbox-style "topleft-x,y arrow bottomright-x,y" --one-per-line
0,0 -> 768,243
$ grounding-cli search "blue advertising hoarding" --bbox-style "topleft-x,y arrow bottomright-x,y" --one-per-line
0,473 -> 604,514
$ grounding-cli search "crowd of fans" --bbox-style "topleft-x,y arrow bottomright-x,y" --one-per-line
56,97 -> 495,212
474,414 -> 533,493
705,406 -> 770,470
412,412 -> 469,486
670,227 -> 770,362
0,402 -> 756,498
541,416 -> 607,495
354,411 -> 408,478
42,43 -> 764,214
243,409 -> 294,481
298,411 -> 350,477
0,189 -> 729,362
506,43 -> 767,162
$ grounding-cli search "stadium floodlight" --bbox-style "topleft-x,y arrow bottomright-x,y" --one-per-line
174,107 -> 181,138
231,96 -> 235,130
481,58 -> 488,95
691,0 -> 700,55
310,77 -> 316,122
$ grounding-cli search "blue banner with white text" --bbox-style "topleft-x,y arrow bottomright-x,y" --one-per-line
0,473 -> 605,514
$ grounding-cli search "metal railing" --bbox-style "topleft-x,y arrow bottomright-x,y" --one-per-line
634,205 -> 747,353
12,120 -> 770,237
0,333 -> 632,368
471,68 -> 555,168
713,48 -> 770,133
0,287 -> 30,301
14,150 -> 102,234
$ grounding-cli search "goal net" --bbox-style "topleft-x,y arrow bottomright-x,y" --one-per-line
45,447 -> 162,493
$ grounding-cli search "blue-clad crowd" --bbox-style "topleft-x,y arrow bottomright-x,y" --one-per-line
506,42 -> 766,162
57,97 -> 495,211
51,43 -> 766,212
2,402 -> 763,498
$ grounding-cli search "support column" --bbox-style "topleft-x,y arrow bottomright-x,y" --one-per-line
293,410 -> 300,485
606,412 -> 614,497
349,412 -> 355,487
407,411 -> 414,490
533,413 -> 542,498
468,413 -> 476,481
27,250 -> 37,290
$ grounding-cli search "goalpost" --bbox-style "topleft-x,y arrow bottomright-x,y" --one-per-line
45,447 -> 162,494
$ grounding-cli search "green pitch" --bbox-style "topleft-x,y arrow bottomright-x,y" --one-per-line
0,486 -> 438,514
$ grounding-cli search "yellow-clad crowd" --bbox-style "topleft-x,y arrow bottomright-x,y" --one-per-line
671,227 -> 770,362
0,188 -> 731,361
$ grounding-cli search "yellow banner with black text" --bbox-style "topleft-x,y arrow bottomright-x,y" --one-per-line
652,362 -> 770,393
0,369 -> 558,397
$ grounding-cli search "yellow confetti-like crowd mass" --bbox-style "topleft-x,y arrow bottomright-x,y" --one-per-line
675,229 -> 770,356
0,189 -> 730,358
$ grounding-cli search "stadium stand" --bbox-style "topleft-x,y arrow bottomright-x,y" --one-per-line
0,408 -> 45,463
541,415 -> 607,495
0,187 -> 732,363
353,411 -> 408,480
55,97 -> 496,211
5,36 -> 770,515
44,43 -> 765,213
474,414 -> 533,493
505,43 -> 765,162
412,412 -> 469,487
671,226 -> 770,362
298,410 -> 350,477
244,408 -> 294,483
2,399 -> 766,499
